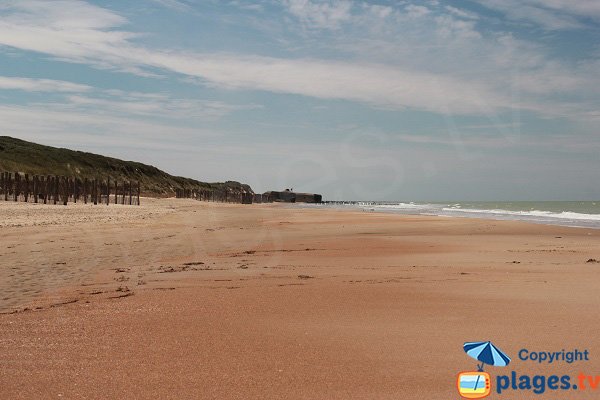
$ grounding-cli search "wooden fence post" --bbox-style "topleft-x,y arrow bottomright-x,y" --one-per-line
24,174 -> 29,203
84,178 -> 89,204
41,175 -> 45,204
93,179 -> 98,205
53,175 -> 58,205
0,172 -> 140,207
33,175 -> 38,203
44,175 -> 50,204
63,177 -> 68,206
2,172 -> 6,201
14,172 -> 20,202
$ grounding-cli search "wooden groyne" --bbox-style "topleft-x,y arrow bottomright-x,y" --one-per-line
175,188 -> 322,204
0,171 -> 140,206
175,188 -> 256,204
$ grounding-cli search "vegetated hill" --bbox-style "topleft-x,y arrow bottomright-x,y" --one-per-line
0,136 -> 253,197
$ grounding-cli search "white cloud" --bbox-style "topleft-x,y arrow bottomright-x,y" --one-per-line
405,4 -> 430,18
445,6 -> 479,20
0,0 -> 507,115
150,53 -> 513,115
0,0 -> 139,73
228,1 -> 264,12
0,76 -> 91,92
63,92 -> 262,120
475,0 -> 600,30
148,0 -> 192,12
0,0 -> 597,121
0,103 -> 219,151
284,0 -> 353,30
0,0 -> 127,29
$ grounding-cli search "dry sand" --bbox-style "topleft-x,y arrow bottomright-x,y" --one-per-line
1,198 -> 600,399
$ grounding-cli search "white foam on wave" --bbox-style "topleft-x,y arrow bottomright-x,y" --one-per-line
369,202 -> 434,210
443,208 -> 600,221
318,201 -> 600,228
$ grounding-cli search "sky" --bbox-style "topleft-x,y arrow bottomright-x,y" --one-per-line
0,0 -> 599,201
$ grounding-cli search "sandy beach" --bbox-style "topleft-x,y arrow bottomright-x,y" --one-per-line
2,198 -> 600,399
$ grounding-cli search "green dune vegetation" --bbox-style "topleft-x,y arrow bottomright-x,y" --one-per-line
0,136 -> 252,197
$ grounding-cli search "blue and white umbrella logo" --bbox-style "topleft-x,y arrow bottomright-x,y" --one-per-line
463,341 -> 511,371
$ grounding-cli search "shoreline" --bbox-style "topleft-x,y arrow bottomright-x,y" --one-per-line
2,196 -> 599,231
305,201 -> 600,230
2,198 -> 600,398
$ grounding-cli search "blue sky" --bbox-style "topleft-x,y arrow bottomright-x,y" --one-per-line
0,0 -> 599,200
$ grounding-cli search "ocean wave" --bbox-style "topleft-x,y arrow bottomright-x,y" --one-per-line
317,201 -> 600,228
443,208 -> 600,221
368,202 -> 437,210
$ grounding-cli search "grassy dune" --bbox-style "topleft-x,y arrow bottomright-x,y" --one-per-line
0,136 -> 252,196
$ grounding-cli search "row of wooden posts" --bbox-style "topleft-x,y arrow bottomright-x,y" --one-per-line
175,188 -> 269,204
0,171 -> 140,206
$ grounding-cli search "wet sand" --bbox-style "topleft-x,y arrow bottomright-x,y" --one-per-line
1,198 -> 600,399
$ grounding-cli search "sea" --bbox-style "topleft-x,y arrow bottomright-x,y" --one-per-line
306,201 -> 600,229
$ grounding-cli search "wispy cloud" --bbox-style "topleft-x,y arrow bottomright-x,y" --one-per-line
170,54 -> 514,114
0,0 -> 598,121
475,0 -> 600,30
147,0 -> 193,12
284,0 -> 353,30
445,6 -> 479,20
0,76 -> 91,92
0,0 -> 504,115
63,92 -> 262,120
0,103 -> 219,151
